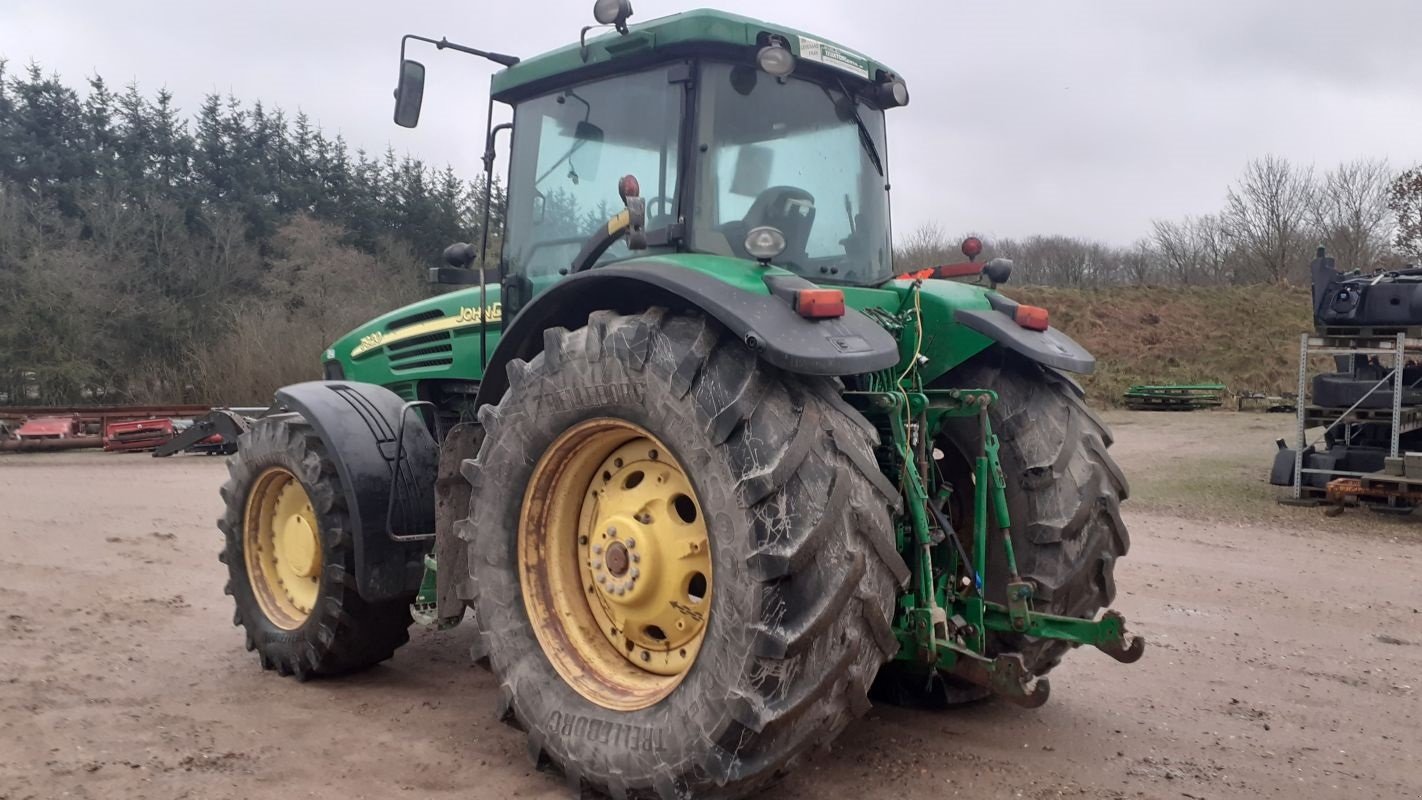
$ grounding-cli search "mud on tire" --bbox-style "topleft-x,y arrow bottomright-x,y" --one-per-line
218,414 -> 413,679
462,309 -> 909,799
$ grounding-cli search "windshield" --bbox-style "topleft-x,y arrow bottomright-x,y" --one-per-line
692,62 -> 892,285
504,66 -> 682,288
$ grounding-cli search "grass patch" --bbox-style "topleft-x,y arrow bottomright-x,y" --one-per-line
1005,285 -> 1313,406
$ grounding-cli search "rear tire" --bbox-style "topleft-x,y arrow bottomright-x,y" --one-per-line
463,309 -> 907,799
941,351 -> 1130,676
218,414 -> 413,678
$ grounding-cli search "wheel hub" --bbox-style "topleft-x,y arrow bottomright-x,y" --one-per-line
604,540 -> 630,577
577,438 -> 712,676
279,511 -> 319,578
519,418 -> 714,711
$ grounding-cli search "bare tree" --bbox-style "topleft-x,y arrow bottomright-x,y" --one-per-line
1194,214 -> 1236,283
1151,218 -> 1200,285
894,222 -> 955,272
1388,165 -> 1422,261
1121,238 -> 1158,285
1224,156 -> 1315,283
1311,158 -> 1393,270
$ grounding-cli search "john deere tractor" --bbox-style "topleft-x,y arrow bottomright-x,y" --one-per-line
217,5 -> 1142,797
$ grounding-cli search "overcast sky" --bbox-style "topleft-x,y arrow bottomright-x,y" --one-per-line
4,0 -> 1421,245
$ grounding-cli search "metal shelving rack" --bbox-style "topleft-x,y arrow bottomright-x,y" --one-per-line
1287,330 -> 1422,502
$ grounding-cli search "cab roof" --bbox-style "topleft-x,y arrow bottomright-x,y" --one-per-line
489,8 -> 900,102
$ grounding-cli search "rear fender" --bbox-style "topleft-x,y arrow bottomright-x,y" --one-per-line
272,381 -> 438,601
476,262 -> 900,408
953,309 -> 1095,374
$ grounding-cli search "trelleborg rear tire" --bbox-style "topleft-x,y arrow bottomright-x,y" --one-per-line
462,309 -> 908,799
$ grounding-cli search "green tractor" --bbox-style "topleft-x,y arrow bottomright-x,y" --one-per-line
217,4 -> 1142,797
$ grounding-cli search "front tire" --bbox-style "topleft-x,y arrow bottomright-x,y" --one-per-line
218,414 -> 413,678
463,309 -> 907,799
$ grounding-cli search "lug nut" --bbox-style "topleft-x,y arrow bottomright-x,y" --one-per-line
606,526 -> 617,537
629,567 -> 640,580
593,544 -> 603,554
597,575 -> 606,585
631,553 -> 640,563
625,537 -> 636,548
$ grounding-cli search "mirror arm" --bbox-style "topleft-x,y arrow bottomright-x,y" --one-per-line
401,34 -> 520,68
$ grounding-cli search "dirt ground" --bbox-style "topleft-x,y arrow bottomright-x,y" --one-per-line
2,410 -> 1420,800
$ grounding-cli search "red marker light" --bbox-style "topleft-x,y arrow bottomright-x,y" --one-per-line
960,237 -> 983,261
795,289 -> 845,319
1014,304 -> 1049,331
618,174 -> 640,201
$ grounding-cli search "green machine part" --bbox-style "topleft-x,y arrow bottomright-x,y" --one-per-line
324,284 -> 504,398
844,281 -> 1142,706
323,253 -> 1000,401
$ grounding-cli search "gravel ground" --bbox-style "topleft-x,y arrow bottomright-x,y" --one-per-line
1,411 -> 1419,800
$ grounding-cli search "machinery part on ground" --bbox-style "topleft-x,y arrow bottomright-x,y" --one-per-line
1326,474 -> 1422,513
940,354 -> 1131,677
463,309 -> 902,798
1236,390 -> 1297,413
0,436 -> 100,452
1122,383 -> 1225,411
0,404 -> 212,426
154,409 -> 250,457
218,414 -> 414,678
104,418 -> 177,452
12,414 -> 86,441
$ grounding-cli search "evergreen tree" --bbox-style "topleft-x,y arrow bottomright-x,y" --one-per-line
0,62 -> 499,404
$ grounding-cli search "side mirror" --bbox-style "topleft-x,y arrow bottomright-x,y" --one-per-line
393,59 -> 426,128
430,242 -> 483,285
443,242 -> 477,267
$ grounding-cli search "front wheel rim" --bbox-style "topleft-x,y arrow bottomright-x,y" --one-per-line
519,418 -> 713,712
243,467 -> 322,630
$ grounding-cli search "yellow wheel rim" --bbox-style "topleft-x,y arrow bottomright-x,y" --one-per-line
519,418 -> 713,711
243,467 -> 323,630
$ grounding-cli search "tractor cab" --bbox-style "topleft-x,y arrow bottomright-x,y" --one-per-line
395,6 -> 908,314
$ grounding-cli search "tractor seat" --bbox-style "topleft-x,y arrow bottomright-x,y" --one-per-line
723,186 -> 816,266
